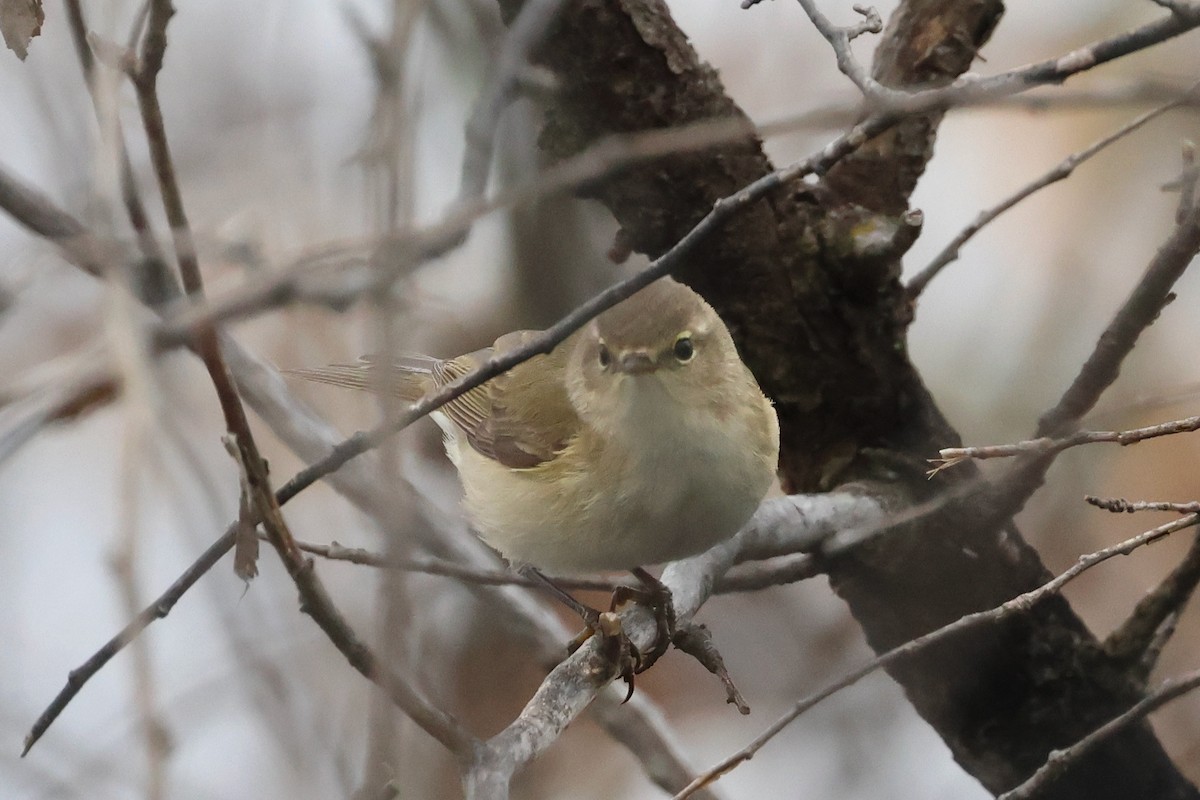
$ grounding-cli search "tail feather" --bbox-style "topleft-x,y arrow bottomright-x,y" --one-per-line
284,357 -> 434,401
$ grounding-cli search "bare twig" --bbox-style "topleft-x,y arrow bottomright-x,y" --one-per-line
908,89 -> 1197,298
272,114 -> 906,518
587,693 -> 727,800
107,287 -> 170,800
793,0 -> 884,96
673,514 -> 1200,798
997,667 -> 1200,800
671,624 -> 750,714
932,191 -> 1200,521
291,537 -> 621,592
129,0 -> 286,577
7,140 -> 856,758
936,197 -> 1200,620
22,525 -> 237,756
24,490 -> 880,781
8,77 -> 1200,356
288,533 -> 824,595
63,0 -> 179,307
1086,496 -> 1200,514
931,412 -> 1200,472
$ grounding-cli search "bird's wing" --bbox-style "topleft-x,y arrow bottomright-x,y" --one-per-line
288,333 -> 580,470
437,331 -> 579,469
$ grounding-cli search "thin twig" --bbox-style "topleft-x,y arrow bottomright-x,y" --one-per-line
22,526 -> 237,756
8,75 -> 1200,352
997,667 -> 1200,800
271,113 -> 900,514
291,534 -> 824,595
930,412 -> 1200,472
1085,496 -> 1200,514
673,514 -> 1200,798
587,694 -> 728,800
793,0 -> 884,96
291,536 -> 621,591
908,89 -> 1197,298
9,119 -> 875,756
937,197 -> 1200,584
107,285 -> 169,800
63,0 -> 179,307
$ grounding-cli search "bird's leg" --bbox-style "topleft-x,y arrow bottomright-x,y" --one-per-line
518,565 -> 638,698
611,566 -> 676,671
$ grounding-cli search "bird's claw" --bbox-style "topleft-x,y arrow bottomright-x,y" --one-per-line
566,610 -> 640,701
611,575 -> 676,672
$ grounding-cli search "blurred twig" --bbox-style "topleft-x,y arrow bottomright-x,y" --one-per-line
289,536 -> 622,591
908,86 -> 1199,299
63,0 -> 179,307
290,534 -> 825,594
459,0 -> 568,204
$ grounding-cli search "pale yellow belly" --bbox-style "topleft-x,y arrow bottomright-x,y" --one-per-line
452,428 -> 770,573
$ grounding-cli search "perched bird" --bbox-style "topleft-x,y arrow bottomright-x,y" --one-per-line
291,277 -> 779,676
292,277 -> 778,573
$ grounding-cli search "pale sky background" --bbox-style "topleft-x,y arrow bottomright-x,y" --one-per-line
2,1 -> 1199,798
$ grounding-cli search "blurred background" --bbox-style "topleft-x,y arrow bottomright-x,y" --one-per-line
2,1 -> 1199,797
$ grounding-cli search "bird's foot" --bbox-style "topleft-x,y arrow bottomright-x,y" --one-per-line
611,567 -> 676,672
517,564 -> 652,699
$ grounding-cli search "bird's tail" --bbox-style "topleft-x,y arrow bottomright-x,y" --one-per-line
284,355 -> 436,402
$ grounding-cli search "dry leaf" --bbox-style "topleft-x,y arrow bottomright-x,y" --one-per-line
1,0 -> 44,61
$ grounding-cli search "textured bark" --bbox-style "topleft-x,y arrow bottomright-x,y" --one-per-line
497,0 -> 1199,797
824,0 -> 1002,213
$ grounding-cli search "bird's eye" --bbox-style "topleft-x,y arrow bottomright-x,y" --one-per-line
598,343 -> 612,368
673,335 -> 695,363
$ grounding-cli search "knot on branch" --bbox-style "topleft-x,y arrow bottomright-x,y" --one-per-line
819,206 -> 923,301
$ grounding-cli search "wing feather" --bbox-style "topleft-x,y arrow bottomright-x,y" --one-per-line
289,332 -> 581,469
443,332 -> 579,469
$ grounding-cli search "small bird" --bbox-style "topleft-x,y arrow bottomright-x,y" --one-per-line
292,277 -> 779,671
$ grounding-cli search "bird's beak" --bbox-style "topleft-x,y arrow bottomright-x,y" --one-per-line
616,350 -> 657,374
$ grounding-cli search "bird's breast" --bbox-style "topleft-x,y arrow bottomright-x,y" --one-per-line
456,382 -> 777,573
